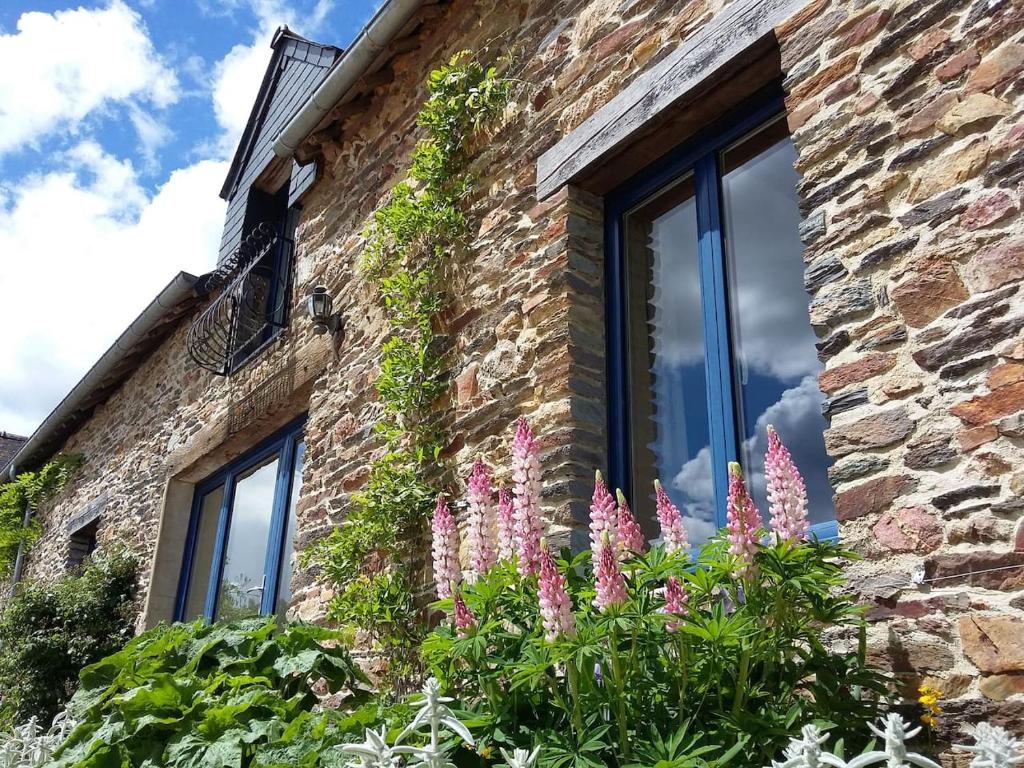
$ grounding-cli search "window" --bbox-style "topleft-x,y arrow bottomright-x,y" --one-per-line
68,518 -> 99,570
186,184 -> 298,377
176,418 -> 305,621
230,184 -> 297,371
606,92 -> 836,546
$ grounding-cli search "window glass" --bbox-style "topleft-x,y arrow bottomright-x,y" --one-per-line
215,456 -> 279,621
721,121 -> 834,525
625,175 -> 713,543
184,486 -> 224,620
275,441 -> 305,621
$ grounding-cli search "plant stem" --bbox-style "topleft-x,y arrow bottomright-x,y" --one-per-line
567,660 -> 584,738
732,646 -> 751,718
609,626 -> 630,758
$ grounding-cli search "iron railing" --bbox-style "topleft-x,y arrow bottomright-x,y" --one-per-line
187,223 -> 293,375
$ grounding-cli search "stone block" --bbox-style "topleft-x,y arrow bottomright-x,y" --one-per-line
951,381 -> 1024,426
819,353 -> 896,393
936,93 -> 1012,135
825,407 -> 915,458
834,473 -> 918,521
964,240 -> 1024,292
960,615 -> 1024,673
966,42 -> 1024,95
873,507 -> 943,553
891,257 -> 968,327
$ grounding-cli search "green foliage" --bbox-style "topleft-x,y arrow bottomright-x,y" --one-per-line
0,454 -> 83,576
421,537 -> 891,768
52,616 -> 372,768
305,51 -> 512,689
0,549 -> 137,727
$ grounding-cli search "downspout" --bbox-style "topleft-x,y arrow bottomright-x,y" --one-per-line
272,0 -> 425,159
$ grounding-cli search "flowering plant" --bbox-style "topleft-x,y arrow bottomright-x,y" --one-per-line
421,419 -> 889,768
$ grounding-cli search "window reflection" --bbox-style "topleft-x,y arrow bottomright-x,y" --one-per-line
184,486 -> 224,620
275,441 -> 304,621
721,120 -> 834,526
216,455 -> 279,621
625,175 -> 714,543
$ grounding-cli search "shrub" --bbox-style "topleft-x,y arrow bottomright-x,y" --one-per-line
0,454 -> 82,577
419,418 -> 891,768
52,616 -> 371,767
0,550 -> 137,727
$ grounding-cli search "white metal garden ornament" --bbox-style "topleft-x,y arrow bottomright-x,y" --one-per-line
769,714 -> 1023,768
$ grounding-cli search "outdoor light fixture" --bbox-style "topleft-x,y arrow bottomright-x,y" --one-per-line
306,285 -> 343,336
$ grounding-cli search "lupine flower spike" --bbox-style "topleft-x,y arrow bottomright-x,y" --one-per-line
662,576 -> 689,632
593,531 -> 628,611
616,489 -> 646,556
512,417 -> 544,576
765,426 -> 810,542
726,462 -> 762,577
496,487 -> 516,562
655,480 -> 689,554
431,494 -> 461,599
590,470 -> 618,554
466,459 -> 497,580
538,542 -> 576,641
453,592 -> 477,638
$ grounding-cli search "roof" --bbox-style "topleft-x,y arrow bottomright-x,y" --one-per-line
5,273 -> 204,477
0,432 -> 27,475
220,26 -> 341,200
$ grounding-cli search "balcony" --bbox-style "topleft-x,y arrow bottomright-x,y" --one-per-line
187,223 -> 293,376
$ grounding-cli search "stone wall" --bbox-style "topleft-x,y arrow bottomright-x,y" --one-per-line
16,0 -> 1024,740
776,0 -> 1024,735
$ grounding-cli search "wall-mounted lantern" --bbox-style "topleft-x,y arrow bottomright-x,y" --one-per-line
306,285 -> 344,337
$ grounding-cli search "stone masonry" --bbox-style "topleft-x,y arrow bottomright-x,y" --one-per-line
17,0 -> 1024,743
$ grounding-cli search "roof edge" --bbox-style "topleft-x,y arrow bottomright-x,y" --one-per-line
5,272 -> 202,480
272,0 -> 427,160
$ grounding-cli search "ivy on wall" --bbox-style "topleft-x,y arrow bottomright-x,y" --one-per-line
306,52 -> 512,688
0,454 -> 83,577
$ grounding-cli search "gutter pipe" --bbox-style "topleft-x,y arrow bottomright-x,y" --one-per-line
4,271 -> 200,482
272,0 -> 425,159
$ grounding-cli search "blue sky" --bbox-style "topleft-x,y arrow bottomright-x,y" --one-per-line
0,1 -> 378,436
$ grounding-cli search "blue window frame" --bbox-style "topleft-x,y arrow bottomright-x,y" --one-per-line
175,417 -> 306,621
605,89 -> 838,544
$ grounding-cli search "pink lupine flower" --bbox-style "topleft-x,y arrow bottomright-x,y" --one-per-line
764,426 -> 810,542
496,487 -> 516,562
512,417 -> 544,576
726,462 -> 762,577
453,592 -> 476,638
593,532 -> 627,611
655,480 -> 689,554
431,494 -> 461,599
590,471 -> 618,554
662,576 -> 689,632
466,459 -> 497,579
538,544 -> 576,642
615,489 -> 646,556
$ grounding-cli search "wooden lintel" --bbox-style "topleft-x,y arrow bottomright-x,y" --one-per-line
535,0 -> 811,199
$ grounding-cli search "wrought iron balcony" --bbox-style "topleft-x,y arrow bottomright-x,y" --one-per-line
187,223 -> 293,376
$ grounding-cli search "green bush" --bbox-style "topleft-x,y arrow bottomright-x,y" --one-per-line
422,537 -> 892,768
0,550 -> 137,727
53,616 -> 373,767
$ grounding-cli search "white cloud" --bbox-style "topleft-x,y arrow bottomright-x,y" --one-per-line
0,145 -> 227,436
0,1 -> 179,157
207,0 -> 335,154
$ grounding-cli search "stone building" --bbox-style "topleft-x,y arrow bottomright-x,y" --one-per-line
4,0 -> 1023,739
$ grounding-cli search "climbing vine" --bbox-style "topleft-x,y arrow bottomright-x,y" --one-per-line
306,52 -> 512,687
0,454 -> 83,577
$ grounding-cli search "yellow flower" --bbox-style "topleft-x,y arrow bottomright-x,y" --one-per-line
917,684 -> 942,728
